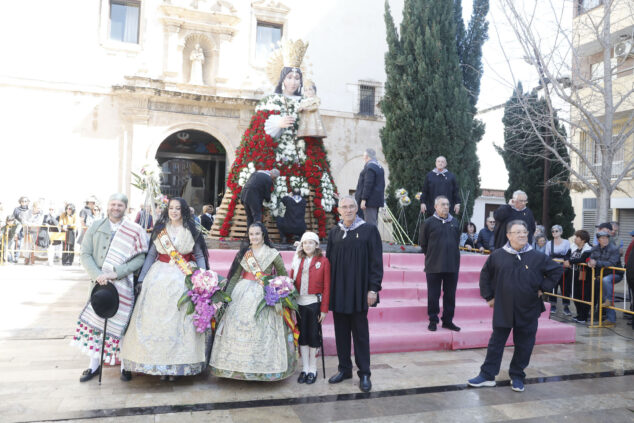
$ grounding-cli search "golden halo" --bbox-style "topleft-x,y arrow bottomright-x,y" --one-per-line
266,39 -> 309,86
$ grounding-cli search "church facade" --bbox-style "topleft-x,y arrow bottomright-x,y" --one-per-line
0,0 -> 396,211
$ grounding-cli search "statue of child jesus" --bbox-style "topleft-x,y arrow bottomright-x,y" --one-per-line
297,80 -> 327,139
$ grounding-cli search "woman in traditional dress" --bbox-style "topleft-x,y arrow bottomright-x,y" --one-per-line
210,222 -> 297,381
120,197 -> 209,381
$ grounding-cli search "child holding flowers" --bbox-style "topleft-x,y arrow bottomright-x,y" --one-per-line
289,231 -> 330,384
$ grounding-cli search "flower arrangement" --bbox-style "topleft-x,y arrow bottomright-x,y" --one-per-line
131,161 -> 163,203
178,269 -> 231,333
415,192 -> 422,201
255,275 -> 298,317
399,195 -> 412,206
394,188 -> 408,199
220,93 -> 339,238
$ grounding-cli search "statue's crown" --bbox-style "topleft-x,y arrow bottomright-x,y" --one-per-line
282,39 -> 309,68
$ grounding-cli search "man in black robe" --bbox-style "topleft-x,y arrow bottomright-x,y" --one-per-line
275,189 -> 307,243
240,169 -> 279,227
327,195 -> 383,393
419,156 -> 461,218
419,195 -> 461,332
468,220 -> 562,392
493,190 -> 536,249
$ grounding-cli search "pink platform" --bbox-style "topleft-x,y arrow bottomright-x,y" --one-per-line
207,249 -> 576,355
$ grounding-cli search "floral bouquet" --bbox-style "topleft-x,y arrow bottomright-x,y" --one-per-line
394,188 -> 408,199
399,195 -> 412,206
178,269 -> 232,333
415,192 -> 422,201
255,275 -> 299,317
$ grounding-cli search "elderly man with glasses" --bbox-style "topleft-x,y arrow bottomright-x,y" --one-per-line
468,220 -> 562,393
492,190 -> 536,250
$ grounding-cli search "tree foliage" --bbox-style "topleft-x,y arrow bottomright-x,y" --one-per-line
498,83 -> 575,238
381,0 -> 488,239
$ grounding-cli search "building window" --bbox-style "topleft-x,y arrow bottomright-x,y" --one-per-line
579,130 -> 625,178
359,85 -> 376,116
255,22 -> 282,62
110,1 -> 140,44
578,0 -> 602,14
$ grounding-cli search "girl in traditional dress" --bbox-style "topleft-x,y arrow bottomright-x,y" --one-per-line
210,222 -> 297,381
289,231 -> 330,384
120,197 -> 209,381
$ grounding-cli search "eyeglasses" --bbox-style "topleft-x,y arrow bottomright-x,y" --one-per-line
508,231 -> 529,235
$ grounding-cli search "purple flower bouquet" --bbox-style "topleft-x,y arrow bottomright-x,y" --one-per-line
178,269 -> 231,333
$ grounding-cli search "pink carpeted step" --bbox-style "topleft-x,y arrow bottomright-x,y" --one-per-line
208,249 -> 576,356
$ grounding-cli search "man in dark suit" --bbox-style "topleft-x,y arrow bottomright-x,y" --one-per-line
240,169 -> 280,227
420,156 -> 461,218
354,148 -> 385,226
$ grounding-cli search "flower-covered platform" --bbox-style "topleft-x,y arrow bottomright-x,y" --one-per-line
207,249 -> 576,355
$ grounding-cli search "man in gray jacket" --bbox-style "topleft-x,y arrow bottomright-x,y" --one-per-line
73,193 -> 148,383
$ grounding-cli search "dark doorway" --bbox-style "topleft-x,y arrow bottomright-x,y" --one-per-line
156,130 -> 226,213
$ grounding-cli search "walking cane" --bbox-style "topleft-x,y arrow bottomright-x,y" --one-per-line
98,318 -> 108,385
318,322 -> 326,379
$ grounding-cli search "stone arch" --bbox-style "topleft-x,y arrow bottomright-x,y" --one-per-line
148,122 -> 234,164
181,33 -> 216,85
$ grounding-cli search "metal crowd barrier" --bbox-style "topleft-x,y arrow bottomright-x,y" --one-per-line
0,223 -> 80,265
542,260 -> 597,327
597,266 -> 632,327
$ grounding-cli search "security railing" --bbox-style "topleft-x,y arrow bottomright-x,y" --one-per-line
597,266 -> 632,327
0,223 -> 79,265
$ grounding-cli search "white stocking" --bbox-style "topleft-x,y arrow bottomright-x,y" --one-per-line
300,345 -> 310,373
89,357 -> 100,372
308,347 -> 318,375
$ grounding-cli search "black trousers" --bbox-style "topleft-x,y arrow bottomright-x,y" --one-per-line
243,199 -> 262,228
333,311 -> 371,377
573,273 -> 592,321
426,272 -> 458,324
480,319 -> 538,382
62,231 -> 75,265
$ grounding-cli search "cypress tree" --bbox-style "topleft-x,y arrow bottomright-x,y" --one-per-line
381,0 -> 484,238
498,83 -> 575,237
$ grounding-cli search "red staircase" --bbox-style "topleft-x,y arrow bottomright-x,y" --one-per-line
208,250 -> 576,355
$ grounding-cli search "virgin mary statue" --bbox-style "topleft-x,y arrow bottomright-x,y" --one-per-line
211,39 -> 338,240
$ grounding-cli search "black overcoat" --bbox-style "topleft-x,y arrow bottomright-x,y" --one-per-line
327,222 -> 383,314
492,205 -> 536,249
419,215 -> 461,274
354,161 -> 385,208
480,248 -> 562,328
240,172 -> 273,206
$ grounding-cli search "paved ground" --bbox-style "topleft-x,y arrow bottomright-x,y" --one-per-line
1,263 -> 633,422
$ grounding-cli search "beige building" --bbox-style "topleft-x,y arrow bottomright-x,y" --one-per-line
0,0 -> 400,212
570,0 -> 634,246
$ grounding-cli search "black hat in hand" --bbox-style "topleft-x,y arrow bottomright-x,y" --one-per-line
90,282 -> 119,319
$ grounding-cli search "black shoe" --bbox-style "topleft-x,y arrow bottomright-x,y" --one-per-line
328,371 -> 352,384
428,322 -> 437,331
442,322 -> 461,332
305,372 -> 317,384
359,375 -> 372,392
297,371 -> 307,383
79,366 -> 100,382
120,370 -> 132,382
